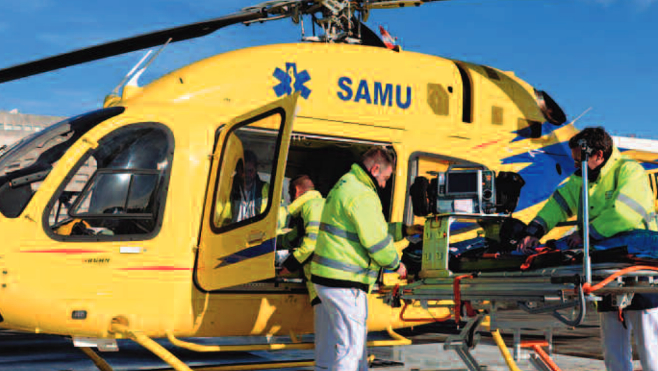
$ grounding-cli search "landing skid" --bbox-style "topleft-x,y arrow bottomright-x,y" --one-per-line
74,322 -> 413,371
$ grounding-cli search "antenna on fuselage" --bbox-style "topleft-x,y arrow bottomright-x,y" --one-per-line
111,37 -> 172,95
111,50 -> 152,95
568,107 -> 593,127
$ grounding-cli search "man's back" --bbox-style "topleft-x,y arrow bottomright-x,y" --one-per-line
312,163 -> 399,291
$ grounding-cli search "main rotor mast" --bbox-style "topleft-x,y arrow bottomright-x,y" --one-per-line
243,0 -> 448,44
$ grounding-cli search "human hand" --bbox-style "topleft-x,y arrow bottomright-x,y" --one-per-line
516,236 -> 539,255
566,232 -> 583,248
405,224 -> 424,236
396,263 -> 407,279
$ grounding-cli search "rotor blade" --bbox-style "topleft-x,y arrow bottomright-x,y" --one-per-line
0,10 -> 265,84
365,0 -> 453,10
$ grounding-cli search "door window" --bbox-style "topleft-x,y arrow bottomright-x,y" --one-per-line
45,123 -> 173,240
211,112 -> 284,232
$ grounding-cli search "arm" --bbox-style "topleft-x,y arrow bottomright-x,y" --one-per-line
518,178 -> 579,252
530,177 -> 580,238
289,200 -> 322,268
278,228 -> 299,250
349,194 -> 400,270
281,199 -> 323,272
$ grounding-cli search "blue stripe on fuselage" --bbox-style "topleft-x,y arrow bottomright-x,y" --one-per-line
214,238 -> 275,269
511,121 -> 562,142
502,141 -> 576,212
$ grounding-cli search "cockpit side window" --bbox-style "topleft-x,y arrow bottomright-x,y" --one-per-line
0,107 -> 124,218
44,123 -> 174,241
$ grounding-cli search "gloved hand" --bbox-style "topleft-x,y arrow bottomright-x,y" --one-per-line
516,220 -> 545,255
516,236 -> 539,255
566,231 -> 583,248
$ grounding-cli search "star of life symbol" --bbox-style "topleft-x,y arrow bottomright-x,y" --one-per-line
273,62 -> 312,99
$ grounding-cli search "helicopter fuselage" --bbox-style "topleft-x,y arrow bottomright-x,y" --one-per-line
0,42 -> 577,339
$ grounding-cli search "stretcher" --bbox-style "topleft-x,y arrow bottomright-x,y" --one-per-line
385,213 -> 658,371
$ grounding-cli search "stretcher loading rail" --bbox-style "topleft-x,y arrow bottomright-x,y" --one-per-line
401,213 -> 658,323
384,213 -> 658,371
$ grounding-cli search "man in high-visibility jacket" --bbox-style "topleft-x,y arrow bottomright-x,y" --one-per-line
311,147 -> 422,371
277,175 -> 331,369
279,175 -> 324,304
518,127 -> 658,371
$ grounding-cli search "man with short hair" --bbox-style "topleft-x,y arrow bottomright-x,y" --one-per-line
277,175 -> 330,368
518,127 -> 658,371
311,147 -> 422,370
232,150 -> 269,223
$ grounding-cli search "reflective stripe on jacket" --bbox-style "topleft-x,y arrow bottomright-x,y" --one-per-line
311,163 -> 404,293
279,190 -> 325,304
533,147 -> 657,239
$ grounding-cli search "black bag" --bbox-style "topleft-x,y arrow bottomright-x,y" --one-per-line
495,171 -> 525,214
410,176 -> 430,216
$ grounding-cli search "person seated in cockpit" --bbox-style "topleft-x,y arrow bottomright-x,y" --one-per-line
230,150 -> 270,223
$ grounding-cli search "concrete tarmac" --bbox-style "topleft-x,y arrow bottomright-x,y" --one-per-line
0,308 -> 645,371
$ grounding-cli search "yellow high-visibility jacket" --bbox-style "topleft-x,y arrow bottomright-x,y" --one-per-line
279,190 -> 324,304
311,163 -> 404,293
531,147 -> 657,240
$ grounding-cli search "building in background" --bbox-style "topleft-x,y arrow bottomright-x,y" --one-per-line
0,110 -> 76,224
0,110 -> 64,148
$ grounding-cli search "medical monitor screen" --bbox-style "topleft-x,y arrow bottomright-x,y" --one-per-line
447,172 -> 477,194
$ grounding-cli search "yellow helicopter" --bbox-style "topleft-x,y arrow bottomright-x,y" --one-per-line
1,0 -> 658,369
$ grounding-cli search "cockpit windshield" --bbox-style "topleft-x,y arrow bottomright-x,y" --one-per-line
0,107 -> 124,218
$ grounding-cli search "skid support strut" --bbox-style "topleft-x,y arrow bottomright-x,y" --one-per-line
443,313 -> 486,371
78,347 -> 114,371
111,323 -> 192,371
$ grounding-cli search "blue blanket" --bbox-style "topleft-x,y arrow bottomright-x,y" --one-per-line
552,230 -> 658,259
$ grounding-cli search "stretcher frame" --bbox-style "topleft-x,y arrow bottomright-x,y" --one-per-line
404,213 -> 658,316
386,212 -> 658,371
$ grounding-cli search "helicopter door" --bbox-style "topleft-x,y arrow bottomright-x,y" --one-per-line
196,94 -> 298,291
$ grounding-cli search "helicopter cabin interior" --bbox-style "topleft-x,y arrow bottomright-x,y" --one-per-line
205,114 -> 403,292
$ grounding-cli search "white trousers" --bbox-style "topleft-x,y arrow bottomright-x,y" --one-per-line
314,302 -> 337,370
600,308 -> 658,371
314,284 -> 368,371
